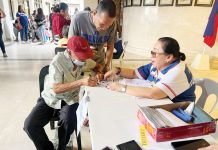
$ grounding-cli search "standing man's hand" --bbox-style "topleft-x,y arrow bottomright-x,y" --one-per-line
81,76 -> 98,87
103,65 -> 110,73
106,82 -> 122,92
95,72 -> 104,82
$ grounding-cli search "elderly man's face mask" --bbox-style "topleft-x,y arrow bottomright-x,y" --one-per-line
72,59 -> 85,67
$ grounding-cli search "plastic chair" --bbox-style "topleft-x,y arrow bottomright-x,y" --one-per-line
39,65 -> 82,150
194,78 -> 218,113
110,40 -> 128,68
55,47 -> 66,55
111,40 -> 149,68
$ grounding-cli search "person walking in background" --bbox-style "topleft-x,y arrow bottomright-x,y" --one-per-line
52,3 -> 71,45
84,7 -> 91,11
16,5 -> 29,44
32,10 -> 36,18
0,8 -> 7,57
57,25 -> 69,47
74,8 -> 79,15
35,8 -> 46,45
49,7 -> 54,42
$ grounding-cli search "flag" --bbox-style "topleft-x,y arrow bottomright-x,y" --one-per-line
203,0 -> 218,48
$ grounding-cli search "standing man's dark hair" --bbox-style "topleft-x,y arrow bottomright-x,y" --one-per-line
96,0 -> 116,18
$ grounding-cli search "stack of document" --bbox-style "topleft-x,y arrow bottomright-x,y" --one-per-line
140,106 -> 188,128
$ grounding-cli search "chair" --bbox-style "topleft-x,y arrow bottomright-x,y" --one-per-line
39,65 -> 82,150
194,78 -> 218,140
194,78 -> 218,113
55,47 -> 67,55
111,40 -> 149,68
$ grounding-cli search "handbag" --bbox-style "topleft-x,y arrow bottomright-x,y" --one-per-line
16,22 -> 22,31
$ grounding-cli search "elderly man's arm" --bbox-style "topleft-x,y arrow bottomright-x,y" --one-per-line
53,76 -> 98,94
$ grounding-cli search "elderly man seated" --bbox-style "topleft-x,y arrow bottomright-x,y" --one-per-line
24,36 -> 99,150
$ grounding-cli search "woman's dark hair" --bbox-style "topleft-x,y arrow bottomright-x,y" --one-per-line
158,37 -> 186,61
37,8 -> 45,19
96,0 -> 116,18
18,5 -> 23,13
53,3 -> 68,13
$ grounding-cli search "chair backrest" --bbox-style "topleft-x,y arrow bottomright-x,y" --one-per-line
55,47 -> 67,55
112,40 -> 128,59
39,65 -> 49,97
194,78 -> 218,114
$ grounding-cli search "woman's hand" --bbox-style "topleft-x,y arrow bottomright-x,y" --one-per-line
106,82 -> 122,92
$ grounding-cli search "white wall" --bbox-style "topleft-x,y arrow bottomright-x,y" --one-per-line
83,0 -> 98,11
122,6 -> 218,64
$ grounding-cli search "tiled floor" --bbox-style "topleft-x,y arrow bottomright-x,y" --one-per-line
0,41 -> 217,150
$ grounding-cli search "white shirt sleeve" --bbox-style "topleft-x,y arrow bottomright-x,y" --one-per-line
155,68 -> 190,99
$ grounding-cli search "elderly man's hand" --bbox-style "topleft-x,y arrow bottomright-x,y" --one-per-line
81,76 -> 98,87
106,82 -> 122,92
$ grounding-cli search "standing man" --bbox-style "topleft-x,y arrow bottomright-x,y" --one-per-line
68,0 -> 117,73
24,36 -> 98,150
0,8 -> 7,57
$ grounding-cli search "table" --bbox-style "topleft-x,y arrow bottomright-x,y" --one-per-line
85,86 -> 217,150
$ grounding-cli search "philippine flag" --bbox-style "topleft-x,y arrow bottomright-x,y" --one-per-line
203,0 -> 218,48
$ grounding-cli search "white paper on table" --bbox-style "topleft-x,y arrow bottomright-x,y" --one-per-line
119,78 -> 152,88
98,80 -> 109,87
76,91 -> 90,136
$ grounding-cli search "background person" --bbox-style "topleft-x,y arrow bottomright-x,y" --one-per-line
68,0 -> 117,74
35,8 -> 46,45
84,7 -> 91,11
16,5 -> 29,43
24,36 -> 98,150
105,37 -> 196,102
49,7 -> 54,42
0,8 -> 7,57
57,25 -> 69,47
52,3 -> 71,45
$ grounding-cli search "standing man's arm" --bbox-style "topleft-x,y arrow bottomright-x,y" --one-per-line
0,8 -> 6,18
104,43 -> 114,71
104,22 -> 117,72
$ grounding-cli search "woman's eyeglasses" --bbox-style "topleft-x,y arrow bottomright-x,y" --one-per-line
150,51 -> 165,58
